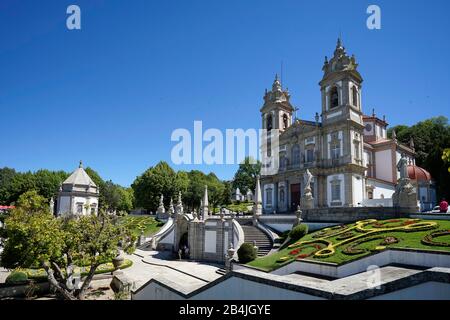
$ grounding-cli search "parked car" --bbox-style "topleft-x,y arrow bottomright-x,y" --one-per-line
429,206 -> 448,213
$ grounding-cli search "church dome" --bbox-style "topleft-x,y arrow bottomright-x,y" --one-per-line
407,165 -> 432,182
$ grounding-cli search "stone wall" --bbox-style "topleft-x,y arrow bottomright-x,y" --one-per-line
301,206 -> 417,223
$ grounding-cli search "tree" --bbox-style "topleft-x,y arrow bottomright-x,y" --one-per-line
1,193 -> 136,300
131,161 -> 179,211
388,116 -> 450,200
221,181 -> 233,206
102,180 -> 122,212
232,157 -> 261,195
6,171 -> 37,205
33,169 -> 69,201
15,190 -> 49,213
117,187 -> 134,212
0,167 -> 17,205
206,173 -> 225,211
443,148 -> 450,173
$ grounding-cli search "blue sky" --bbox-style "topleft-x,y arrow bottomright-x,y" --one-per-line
0,0 -> 449,186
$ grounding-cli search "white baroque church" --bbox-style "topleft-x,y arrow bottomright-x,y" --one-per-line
260,39 -> 435,213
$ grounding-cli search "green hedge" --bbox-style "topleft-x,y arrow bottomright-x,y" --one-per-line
237,243 -> 257,263
289,224 -> 309,241
5,270 -> 28,285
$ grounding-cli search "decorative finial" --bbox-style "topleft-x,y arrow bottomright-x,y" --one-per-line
272,74 -> 282,92
324,56 -> 328,64
79,160 -> 83,168
392,129 -> 397,140
372,108 -> 375,117
337,37 -> 342,48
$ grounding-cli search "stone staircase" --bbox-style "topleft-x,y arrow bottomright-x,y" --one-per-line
240,224 -> 273,257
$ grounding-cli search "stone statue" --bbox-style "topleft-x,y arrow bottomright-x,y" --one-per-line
49,197 -> 55,214
304,169 -> 313,190
301,170 -> 314,209
397,153 -> 409,180
156,194 -> 168,220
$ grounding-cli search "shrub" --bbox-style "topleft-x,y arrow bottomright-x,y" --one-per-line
289,224 -> 309,241
6,270 -> 28,285
237,243 -> 257,263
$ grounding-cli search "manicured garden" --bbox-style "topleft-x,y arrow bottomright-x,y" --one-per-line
6,259 -> 133,284
247,218 -> 450,272
117,215 -> 164,237
225,201 -> 253,214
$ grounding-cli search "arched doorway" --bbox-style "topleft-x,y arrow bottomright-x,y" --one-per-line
178,232 -> 189,259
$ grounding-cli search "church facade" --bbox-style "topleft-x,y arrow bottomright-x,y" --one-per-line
260,39 -> 435,213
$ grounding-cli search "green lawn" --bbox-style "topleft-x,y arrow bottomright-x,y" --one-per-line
118,215 -> 164,237
225,202 -> 253,214
247,218 -> 450,272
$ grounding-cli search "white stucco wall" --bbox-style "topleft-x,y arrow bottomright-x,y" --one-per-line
191,277 -> 324,300
57,195 -> 98,216
352,175 -> 364,206
367,179 -> 395,200
375,149 -> 393,182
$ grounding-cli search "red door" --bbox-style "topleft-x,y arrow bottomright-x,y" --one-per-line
290,183 -> 300,211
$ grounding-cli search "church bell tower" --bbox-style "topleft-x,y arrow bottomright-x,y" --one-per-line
319,38 -> 364,127
260,74 -> 295,133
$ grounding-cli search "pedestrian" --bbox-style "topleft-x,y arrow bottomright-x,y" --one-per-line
439,198 -> 448,213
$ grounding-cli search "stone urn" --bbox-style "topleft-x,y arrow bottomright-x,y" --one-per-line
112,250 -> 125,270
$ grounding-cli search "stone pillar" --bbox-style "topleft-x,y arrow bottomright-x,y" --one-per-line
253,175 -> 263,225
225,243 -> 236,273
202,185 -> 209,219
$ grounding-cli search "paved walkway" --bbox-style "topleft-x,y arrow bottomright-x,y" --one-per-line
122,251 -> 222,293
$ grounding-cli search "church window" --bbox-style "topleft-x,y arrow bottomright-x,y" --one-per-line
368,191 -> 373,200
267,114 -> 273,131
76,203 -> 83,214
266,188 -> 273,205
330,86 -> 339,109
91,203 -> 97,215
283,114 -> 288,129
331,181 -> 341,202
306,148 -> 314,163
352,86 -> 358,107
291,144 -> 300,165
279,155 -> 286,169
331,142 -> 340,160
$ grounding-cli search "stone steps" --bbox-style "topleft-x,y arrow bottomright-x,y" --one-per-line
240,225 -> 273,257
216,268 -> 227,275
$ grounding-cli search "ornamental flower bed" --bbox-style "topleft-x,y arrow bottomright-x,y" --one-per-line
422,230 -> 450,247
